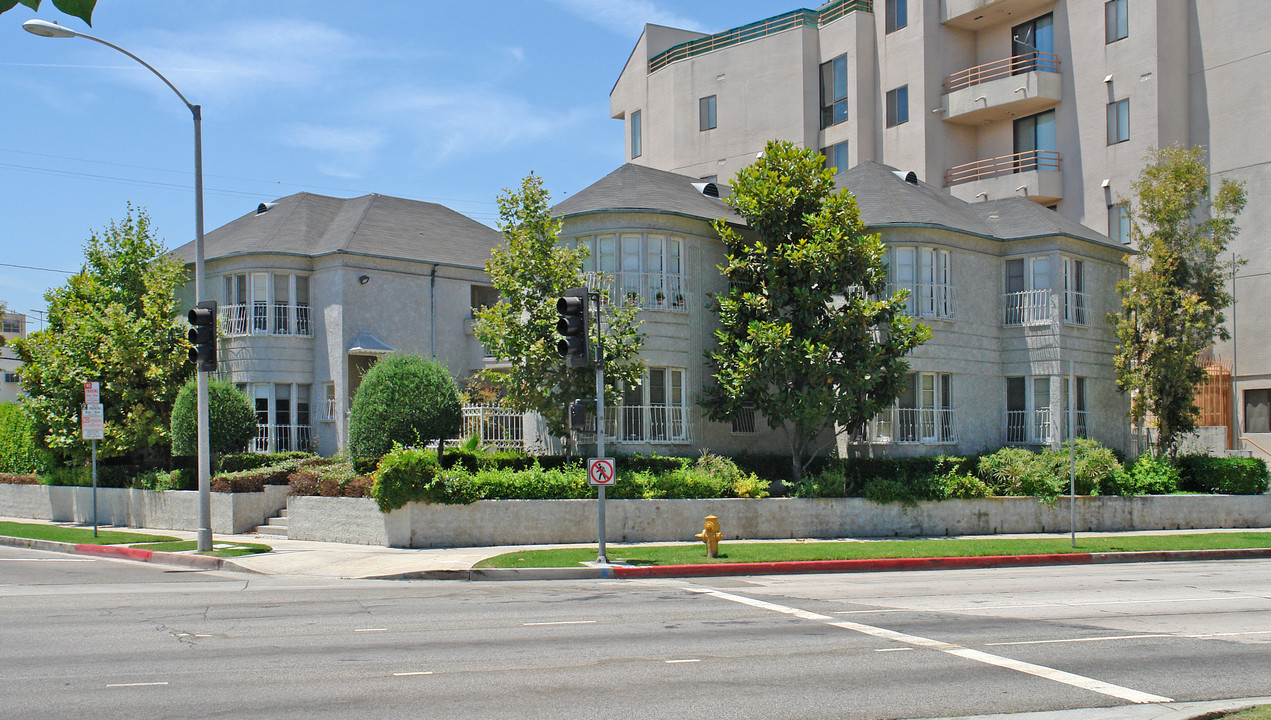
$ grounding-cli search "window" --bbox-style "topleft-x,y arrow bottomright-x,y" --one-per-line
886,85 -> 908,127
222,272 -> 311,337
888,246 -> 954,319
322,383 -> 337,421
251,383 -> 313,452
1012,13 -> 1054,74
1109,203 -> 1131,244
821,141 -> 849,173
1014,109 -> 1056,169
699,95 -> 716,131
630,109 -> 642,159
1004,255 -> 1053,326
1246,389 -> 1271,433
3,372 -> 18,384
1006,376 -> 1053,443
884,372 -> 955,443
819,55 -> 848,128
1062,376 -> 1089,438
885,0 -> 907,33
578,232 -> 686,311
1062,257 -> 1086,325
1105,0 -> 1128,43
614,367 -> 689,443
731,407 -> 757,435
1,317 -> 21,334
1107,98 -> 1129,144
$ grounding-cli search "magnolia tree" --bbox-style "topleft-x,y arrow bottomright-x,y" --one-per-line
472,173 -> 644,448
1112,145 -> 1246,457
701,140 -> 931,481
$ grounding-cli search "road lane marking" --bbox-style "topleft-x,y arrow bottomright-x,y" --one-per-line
393,671 -> 434,676
523,620 -> 597,626
874,648 -> 913,652
1186,630 -> 1271,638
687,587 -> 1172,705
987,634 -> 1173,646
105,682 -> 168,688
834,595 -> 1265,615
665,659 -> 700,664
354,628 -> 387,632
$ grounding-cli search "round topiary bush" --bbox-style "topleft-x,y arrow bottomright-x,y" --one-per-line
347,354 -> 462,463
171,377 -> 258,456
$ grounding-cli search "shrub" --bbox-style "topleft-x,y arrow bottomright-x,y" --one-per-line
945,472 -> 993,499
1038,439 -> 1127,496
371,445 -> 443,511
211,457 -> 317,493
863,476 -> 913,505
1176,455 -> 1270,495
289,459 -> 374,498
976,447 -> 1041,496
217,451 -> 313,473
348,355 -> 462,464
170,378 -> 258,457
0,403 -> 49,474
790,466 -> 853,498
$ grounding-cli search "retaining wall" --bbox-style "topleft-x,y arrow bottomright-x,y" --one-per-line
0,483 -> 289,535
285,494 -> 1271,548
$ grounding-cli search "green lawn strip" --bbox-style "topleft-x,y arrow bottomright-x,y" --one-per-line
474,532 -> 1271,569
0,520 -> 177,545
126,540 -> 272,558
1217,705 -> 1271,720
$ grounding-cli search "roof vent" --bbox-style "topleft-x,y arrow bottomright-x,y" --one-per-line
257,202 -> 277,215
691,182 -> 720,198
892,170 -> 920,185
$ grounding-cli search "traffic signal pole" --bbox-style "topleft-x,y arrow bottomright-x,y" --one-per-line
593,290 -> 607,564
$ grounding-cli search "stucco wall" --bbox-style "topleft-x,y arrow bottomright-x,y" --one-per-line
0,484 -> 288,535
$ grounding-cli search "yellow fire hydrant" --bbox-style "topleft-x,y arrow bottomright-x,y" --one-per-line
695,515 -> 722,558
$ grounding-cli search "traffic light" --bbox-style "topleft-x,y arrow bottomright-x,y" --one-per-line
556,287 -> 591,367
187,300 -> 218,372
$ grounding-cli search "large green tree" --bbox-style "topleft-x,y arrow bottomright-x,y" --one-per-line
1112,145 -> 1246,457
701,140 -> 931,481
1,0 -> 95,25
14,205 -> 191,464
472,173 -> 644,447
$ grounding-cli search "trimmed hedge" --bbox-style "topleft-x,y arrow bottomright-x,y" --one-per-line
218,451 -> 314,474
1176,455 -> 1270,495
0,403 -> 49,475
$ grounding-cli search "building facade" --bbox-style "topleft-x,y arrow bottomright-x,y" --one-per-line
611,0 -> 1270,455
0,311 -> 26,403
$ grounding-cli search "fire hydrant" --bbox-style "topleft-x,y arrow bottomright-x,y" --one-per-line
695,515 -> 722,558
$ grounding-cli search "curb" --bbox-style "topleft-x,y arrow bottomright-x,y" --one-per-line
0,534 -> 254,573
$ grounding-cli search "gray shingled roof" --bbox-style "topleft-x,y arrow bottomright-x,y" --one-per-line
170,192 -> 503,269
553,163 -> 742,225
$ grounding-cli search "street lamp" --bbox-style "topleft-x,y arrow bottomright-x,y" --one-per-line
24,18 -> 214,551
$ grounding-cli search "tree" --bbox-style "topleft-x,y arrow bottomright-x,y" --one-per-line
1112,145 -> 1246,458
347,354 -> 462,462
701,140 -> 931,481
170,377 -> 256,457
472,173 -> 644,447
13,205 -> 191,464
1,0 -> 95,25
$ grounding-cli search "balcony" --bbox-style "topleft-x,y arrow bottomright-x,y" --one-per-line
874,407 -> 959,444
583,271 -> 691,313
941,0 -> 1054,30
1005,408 -> 1052,445
946,150 -> 1062,204
1003,289 -> 1089,327
574,405 -> 694,444
252,424 -> 313,453
942,53 -> 1061,124
887,282 -> 957,320
219,303 -> 313,338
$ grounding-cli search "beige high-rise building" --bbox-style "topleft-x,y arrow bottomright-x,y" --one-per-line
611,0 -> 1270,453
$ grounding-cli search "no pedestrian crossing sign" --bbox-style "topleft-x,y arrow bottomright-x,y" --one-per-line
588,457 -> 615,487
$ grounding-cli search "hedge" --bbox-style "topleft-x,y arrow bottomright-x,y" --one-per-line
1176,455 -> 1270,495
0,403 -> 49,475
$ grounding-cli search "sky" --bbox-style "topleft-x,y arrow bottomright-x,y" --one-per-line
0,0 -> 797,329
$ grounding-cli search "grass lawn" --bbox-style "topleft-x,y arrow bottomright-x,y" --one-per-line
474,532 -> 1271,569
128,540 -> 272,558
1218,706 -> 1271,719
0,520 -> 177,545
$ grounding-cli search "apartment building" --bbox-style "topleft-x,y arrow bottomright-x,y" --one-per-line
0,311 -> 26,403
555,161 -> 1129,456
172,192 -> 505,456
611,0 -> 1270,453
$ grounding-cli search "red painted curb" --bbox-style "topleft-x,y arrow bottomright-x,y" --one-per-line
75,544 -> 153,562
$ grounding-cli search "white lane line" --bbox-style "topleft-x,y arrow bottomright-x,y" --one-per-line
1186,630 -> 1271,639
193,634 -> 213,638
986,634 -> 1173,646
106,682 -> 168,688
393,671 -> 434,677
523,620 -> 597,626
874,648 -> 914,653
665,659 -> 701,664
834,595 -> 1265,615
686,587 -> 1172,705
354,628 -> 387,632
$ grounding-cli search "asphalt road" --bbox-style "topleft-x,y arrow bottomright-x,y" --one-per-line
1,545 -> 1269,719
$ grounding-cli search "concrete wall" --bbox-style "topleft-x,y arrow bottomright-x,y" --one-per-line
287,494 -> 1271,548
0,484 -> 288,535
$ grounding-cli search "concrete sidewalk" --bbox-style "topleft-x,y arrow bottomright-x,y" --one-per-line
912,696 -> 1271,720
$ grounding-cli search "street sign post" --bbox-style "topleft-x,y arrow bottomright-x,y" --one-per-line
588,457 -> 615,487
81,385 -> 103,537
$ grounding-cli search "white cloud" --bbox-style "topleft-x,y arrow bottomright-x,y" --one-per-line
282,124 -> 386,179
546,0 -> 709,37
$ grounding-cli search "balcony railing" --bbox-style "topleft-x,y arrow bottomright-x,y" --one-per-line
583,271 -> 690,313
220,303 -> 313,338
251,424 -> 312,453
888,282 -> 957,319
1005,409 -> 1052,444
578,404 -> 692,444
874,407 -> 959,444
646,1 -> 871,73
945,150 -> 1061,187
322,398 -> 338,422
1004,289 -> 1089,327
944,52 -> 1060,93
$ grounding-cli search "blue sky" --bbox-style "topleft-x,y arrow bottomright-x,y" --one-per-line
0,0 -> 794,328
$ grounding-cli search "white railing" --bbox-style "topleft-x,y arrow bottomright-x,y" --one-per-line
251,424 -> 312,453
457,405 -> 525,451
323,398 -> 338,422
1003,289 -> 1053,327
583,271 -> 690,313
1062,291 -> 1088,326
873,407 -> 958,444
887,282 -> 957,319
1061,410 -> 1089,439
1005,408 -> 1052,444
219,303 -> 313,338
596,404 -> 693,444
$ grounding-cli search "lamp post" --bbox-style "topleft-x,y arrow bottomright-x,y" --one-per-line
24,18 -> 213,551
